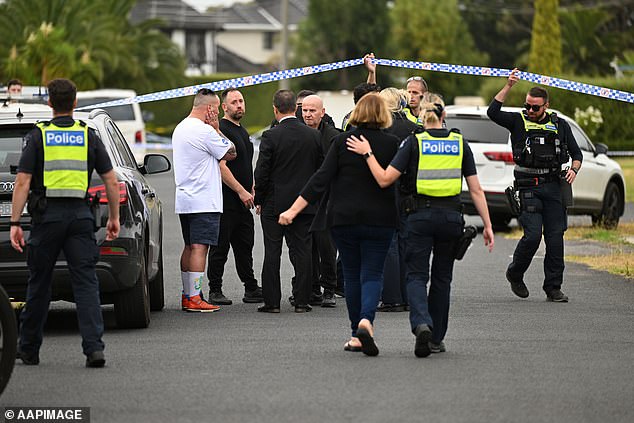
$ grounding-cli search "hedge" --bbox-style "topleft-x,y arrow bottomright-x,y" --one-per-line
478,75 -> 634,151
142,74 -> 279,136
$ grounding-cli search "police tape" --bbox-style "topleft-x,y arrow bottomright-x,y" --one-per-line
76,58 -> 364,110
76,57 -> 634,110
373,58 -> 634,104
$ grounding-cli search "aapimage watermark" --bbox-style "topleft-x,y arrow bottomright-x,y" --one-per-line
2,407 -> 90,423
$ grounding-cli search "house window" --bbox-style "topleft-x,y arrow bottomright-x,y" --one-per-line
263,32 -> 274,50
186,31 -> 205,67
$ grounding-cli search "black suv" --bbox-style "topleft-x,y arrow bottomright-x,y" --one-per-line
0,103 -> 170,328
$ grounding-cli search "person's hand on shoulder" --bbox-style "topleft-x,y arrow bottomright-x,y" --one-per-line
346,134 -> 372,155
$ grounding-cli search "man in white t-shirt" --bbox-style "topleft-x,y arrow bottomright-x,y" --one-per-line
172,88 -> 237,312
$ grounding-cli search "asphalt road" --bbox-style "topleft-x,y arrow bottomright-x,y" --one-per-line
1,158 -> 633,423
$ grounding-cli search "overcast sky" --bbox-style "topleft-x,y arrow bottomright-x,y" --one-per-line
184,0 -> 250,12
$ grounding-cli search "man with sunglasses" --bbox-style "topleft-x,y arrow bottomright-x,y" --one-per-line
487,68 -> 582,303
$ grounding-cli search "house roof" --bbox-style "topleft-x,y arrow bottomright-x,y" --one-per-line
130,0 -> 224,30
216,45 -> 271,74
220,0 -> 308,30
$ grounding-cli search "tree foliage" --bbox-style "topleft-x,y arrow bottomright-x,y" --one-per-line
459,0 -> 533,69
391,0 -> 488,99
528,0 -> 562,76
0,0 -> 185,92
291,0 -> 391,90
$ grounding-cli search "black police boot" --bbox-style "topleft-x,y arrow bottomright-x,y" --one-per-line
506,269 -> 529,298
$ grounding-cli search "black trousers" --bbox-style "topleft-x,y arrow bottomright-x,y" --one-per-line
260,213 -> 312,307
207,209 -> 258,293
312,229 -> 337,292
20,215 -> 103,356
508,181 -> 567,292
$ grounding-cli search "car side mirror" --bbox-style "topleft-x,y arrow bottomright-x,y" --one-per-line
141,154 -> 171,175
594,143 -> 609,157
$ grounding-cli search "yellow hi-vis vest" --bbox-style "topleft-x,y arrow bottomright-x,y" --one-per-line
403,107 -> 418,124
38,120 -> 89,198
416,130 -> 463,197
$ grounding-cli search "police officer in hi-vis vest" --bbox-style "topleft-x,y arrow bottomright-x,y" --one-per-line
346,93 -> 494,358
488,68 -> 582,303
10,78 -> 120,368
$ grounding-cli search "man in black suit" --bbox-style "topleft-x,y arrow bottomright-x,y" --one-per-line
254,90 -> 323,313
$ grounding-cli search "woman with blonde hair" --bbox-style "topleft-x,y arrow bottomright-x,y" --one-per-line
347,94 -> 494,357
279,93 -> 400,356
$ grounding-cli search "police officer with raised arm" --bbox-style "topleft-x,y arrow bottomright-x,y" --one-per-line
488,68 -> 582,303
10,78 -> 120,367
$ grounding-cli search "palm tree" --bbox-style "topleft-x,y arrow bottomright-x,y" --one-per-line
0,0 -> 185,91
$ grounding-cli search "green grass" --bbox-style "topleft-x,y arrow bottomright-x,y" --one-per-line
505,223 -> 634,278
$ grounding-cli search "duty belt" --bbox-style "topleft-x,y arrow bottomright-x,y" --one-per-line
515,173 -> 559,187
413,195 -> 462,212
514,166 -> 557,175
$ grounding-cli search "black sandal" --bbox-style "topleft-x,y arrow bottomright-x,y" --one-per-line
356,327 -> 379,356
343,341 -> 362,352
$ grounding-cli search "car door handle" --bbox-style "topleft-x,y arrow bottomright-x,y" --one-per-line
142,188 -> 155,198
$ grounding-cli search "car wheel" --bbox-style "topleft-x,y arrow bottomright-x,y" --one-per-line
114,254 -> 150,329
149,243 -> 165,312
491,214 -> 513,231
592,182 -> 622,229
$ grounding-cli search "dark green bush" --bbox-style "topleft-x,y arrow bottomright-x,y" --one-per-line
478,75 -> 634,150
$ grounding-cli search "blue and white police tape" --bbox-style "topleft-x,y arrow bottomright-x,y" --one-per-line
373,58 -> 634,104
76,58 -> 364,111
76,57 -> 634,111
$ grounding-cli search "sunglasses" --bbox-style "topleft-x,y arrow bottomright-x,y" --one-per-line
523,103 -> 545,112
407,76 -> 428,90
197,88 -> 215,96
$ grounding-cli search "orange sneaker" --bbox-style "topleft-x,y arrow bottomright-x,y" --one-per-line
182,294 -> 220,312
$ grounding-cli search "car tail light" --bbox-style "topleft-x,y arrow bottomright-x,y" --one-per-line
135,130 -> 143,144
484,151 -> 514,164
99,246 -> 128,256
87,182 -> 128,204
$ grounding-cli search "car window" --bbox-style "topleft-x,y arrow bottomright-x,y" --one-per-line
77,98 -> 135,121
105,120 -> 136,168
567,120 -> 592,152
0,127 -> 28,173
444,116 -> 510,144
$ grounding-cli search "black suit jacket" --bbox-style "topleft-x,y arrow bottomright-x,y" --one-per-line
254,117 -> 323,216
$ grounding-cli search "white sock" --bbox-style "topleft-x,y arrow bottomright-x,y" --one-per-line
187,272 -> 204,298
181,271 -> 188,297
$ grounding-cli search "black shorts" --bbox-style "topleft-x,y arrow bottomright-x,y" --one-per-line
178,212 -> 221,246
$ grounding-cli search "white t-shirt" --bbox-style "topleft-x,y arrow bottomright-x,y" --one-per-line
172,117 -> 230,213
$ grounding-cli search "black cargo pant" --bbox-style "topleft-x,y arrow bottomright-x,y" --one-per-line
207,208 -> 258,293
20,201 -> 103,357
507,180 -> 567,293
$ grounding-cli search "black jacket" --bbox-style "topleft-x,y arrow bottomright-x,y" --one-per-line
254,117 -> 323,216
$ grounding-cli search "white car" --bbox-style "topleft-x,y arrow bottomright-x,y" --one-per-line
76,89 -> 146,160
444,105 -> 626,229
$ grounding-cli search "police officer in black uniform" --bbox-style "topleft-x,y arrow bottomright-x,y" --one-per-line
10,78 -> 120,367
488,68 -> 583,303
